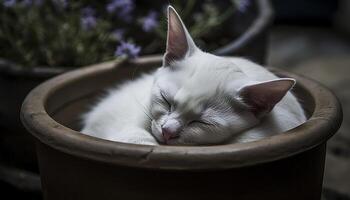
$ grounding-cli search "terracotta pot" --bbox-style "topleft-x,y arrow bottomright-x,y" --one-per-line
0,59 -> 71,192
21,56 -> 342,200
0,0 -> 273,132
1,1 -> 273,189
213,0 -> 273,64
0,59 -> 71,132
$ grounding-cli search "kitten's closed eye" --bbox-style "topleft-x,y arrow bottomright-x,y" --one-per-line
160,91 -> 173,111
188,119 -> 213,126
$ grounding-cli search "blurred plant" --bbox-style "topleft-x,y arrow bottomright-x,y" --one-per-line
114,40 -> 140,58
0,0 -> 250,68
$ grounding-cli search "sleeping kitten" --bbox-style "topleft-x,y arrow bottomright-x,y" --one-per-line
81,6 -> 306,146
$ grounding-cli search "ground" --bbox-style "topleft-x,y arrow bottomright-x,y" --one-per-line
268,25 -> 350,200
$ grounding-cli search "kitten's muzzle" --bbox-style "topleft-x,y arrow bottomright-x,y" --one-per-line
161,126 -> 179,143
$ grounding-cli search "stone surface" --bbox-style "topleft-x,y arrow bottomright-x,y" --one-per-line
268,26 -> 350,199
268,26 -> 350,69
324,153 -> 350,198
292,57 -> 350,198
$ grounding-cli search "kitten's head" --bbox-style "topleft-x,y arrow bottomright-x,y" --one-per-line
150,6 -> 295,145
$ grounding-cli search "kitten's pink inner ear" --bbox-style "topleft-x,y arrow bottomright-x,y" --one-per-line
238,78 -> 296,117
164,6 -> 189,66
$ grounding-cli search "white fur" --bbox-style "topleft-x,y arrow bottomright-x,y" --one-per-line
81,6 -> 306,146
81,53 -> 306,145
82,74 -> 157,145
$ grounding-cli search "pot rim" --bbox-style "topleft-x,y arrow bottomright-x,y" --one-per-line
0,58 -> 72,78
21,56 -> 342,170
214,0 -> 273,56
1,0 -> 273,78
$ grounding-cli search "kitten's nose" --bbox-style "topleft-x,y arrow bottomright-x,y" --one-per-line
161,126 -> 178,142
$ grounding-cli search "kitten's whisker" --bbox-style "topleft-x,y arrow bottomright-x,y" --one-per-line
131,94 -> 154,121
139,100 -> 155,119
142,110 -> 153,121
138,103 -> 154,120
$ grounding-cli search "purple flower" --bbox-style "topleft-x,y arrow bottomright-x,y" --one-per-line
22,0 -> 43,6
141,11 -> 158,32
80,7 -> 97,30
53,0 -> 68,8
114,41 -> 141,58
3,0 -> 16,7
81,15 -> 97,30
82,6 -> 95,17
111,29 -> 125,40
106,0 -> 134,22
236,0 -> 251,13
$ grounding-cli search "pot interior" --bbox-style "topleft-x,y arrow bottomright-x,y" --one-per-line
47,60 -> 315,139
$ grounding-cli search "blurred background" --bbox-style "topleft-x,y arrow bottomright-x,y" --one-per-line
270,1 -> 350,199
0,0 -> 349,199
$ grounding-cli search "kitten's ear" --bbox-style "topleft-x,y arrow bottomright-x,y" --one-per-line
163,6 -> 197,66
238,78 -> 296,117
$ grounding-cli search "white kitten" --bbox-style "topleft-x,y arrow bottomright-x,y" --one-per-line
81,6 -> 306,146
